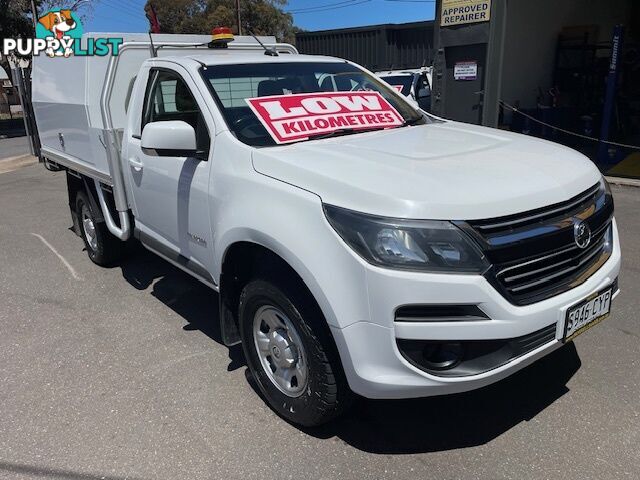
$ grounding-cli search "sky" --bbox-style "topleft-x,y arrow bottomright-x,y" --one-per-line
82,0 -> 436,33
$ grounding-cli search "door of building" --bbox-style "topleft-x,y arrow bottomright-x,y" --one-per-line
443,44 -> 487,124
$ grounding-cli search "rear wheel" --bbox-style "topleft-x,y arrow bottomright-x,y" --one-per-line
76,191 -> 123,266
239,279 -> 353,427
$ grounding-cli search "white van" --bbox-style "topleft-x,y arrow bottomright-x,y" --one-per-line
32,32 -> 620,426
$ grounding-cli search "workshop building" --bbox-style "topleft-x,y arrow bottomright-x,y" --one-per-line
432,0 -> 640,177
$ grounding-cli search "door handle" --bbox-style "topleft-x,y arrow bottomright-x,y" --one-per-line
129,156 -> 144,172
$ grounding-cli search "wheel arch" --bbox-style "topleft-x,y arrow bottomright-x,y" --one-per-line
67,171 -> 105,234
217,236 -> 338,348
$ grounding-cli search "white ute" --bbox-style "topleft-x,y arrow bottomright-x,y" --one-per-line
376,67 -> 433,111
32,31 -> 621,426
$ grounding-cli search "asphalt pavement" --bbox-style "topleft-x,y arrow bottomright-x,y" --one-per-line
0,136 -> 30,160
0,164 -> 638,480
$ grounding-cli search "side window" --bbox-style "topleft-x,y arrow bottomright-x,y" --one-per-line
142,69 -> 210,155
153,78 -> 179,115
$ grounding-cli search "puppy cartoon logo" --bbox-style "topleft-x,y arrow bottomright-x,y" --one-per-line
1,9 -> 121,58
36,9 -> 82,57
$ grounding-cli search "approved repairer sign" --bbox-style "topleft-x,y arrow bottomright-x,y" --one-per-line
441,0 -> 491,27
246,92 -> 404,144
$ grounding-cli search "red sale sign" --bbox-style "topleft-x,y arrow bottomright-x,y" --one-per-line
245,91 -> 405,144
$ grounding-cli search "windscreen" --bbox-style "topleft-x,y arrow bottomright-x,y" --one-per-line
379,75 -> 413,96
202,62 -> 425,147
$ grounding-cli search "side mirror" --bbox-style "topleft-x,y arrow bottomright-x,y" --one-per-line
141,120 -> 197,157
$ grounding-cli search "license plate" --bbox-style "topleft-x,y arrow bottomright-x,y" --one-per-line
563,286 -> 613,342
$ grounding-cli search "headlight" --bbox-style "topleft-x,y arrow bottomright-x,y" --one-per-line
324,205 -> 490,273
600,175 -> 612,196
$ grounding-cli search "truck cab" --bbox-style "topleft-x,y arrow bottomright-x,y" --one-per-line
32,33 -> 621,427
376,67 -> 433,112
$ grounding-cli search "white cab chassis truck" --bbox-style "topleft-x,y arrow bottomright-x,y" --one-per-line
32,33 -> 621,426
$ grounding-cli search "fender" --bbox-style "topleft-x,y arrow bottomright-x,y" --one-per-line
216,229 -> 341,346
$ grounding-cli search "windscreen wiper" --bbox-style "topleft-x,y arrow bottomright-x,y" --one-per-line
307,127 -> 385,141
401,115 -> 424,127
306,119 -> 420,142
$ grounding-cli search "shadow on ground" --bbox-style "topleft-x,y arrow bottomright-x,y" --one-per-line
307,342 -> 580,453
0,460 -> 144,480
119,243 -> 245,371
118,243 -> 581,454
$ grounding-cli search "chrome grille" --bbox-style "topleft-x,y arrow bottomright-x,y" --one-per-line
462,181 -> 614,306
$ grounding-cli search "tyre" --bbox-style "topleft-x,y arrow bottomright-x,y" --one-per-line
76,191 -> 123,266
238,278 -> 353,427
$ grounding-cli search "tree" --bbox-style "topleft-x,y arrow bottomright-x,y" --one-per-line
40,0 -> 95,23
0,0 -> 36,79
0,0 -> 95,79
145,0 -> 298,43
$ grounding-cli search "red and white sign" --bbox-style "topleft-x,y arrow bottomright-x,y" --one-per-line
245,91 -> 405,144
392,85 -> 404,93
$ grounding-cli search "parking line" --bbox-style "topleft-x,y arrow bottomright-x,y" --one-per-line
31,233 -> 83,281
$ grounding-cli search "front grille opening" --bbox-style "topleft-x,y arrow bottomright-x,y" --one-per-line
464,182 -> 614,306
397,323 -> 557,377
469,182 -> 601,234
496,224 -> 612,305
395,304 -> 489,322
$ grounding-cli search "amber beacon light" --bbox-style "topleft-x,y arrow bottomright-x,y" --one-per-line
209,27 -> 235,47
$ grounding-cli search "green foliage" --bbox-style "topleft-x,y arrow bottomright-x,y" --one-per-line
0,0 -> 95,77
0,0 -> 35,39
0,0 -> 38,77
145,0 -> 298,43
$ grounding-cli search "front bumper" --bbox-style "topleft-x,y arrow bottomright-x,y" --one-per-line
331,219 -> 621,399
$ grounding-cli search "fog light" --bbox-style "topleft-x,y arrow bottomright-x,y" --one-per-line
421,342 -> 463,370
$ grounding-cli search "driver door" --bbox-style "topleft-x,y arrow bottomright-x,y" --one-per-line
127,66 -> 214,282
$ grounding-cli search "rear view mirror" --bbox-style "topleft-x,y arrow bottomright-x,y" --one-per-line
141,121 -> 197,157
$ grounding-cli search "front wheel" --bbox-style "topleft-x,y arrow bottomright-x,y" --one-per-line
239,279 -> 353,426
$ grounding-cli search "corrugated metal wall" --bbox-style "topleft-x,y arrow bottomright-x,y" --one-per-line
295,21 -> 435,71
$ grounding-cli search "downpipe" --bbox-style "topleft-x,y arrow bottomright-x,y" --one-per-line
94,179 -> 131,241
